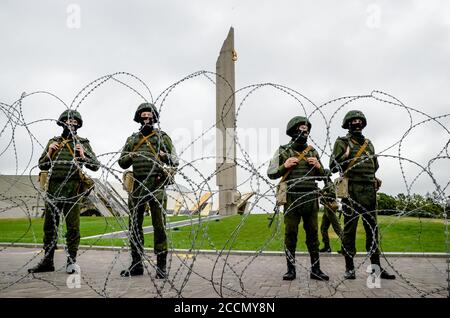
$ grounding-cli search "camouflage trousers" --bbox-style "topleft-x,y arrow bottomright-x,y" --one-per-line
341,182 -> 380,258
43,179 -> 81,255
128,178 -> 168,263
284,192 -> 320,256
320,204 -> 343,246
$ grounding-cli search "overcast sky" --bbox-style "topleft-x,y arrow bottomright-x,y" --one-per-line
1,0 -> 449,210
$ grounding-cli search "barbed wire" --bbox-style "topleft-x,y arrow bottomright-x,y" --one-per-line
0,71 -> 448,298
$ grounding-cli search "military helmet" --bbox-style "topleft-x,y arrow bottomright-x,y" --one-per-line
342,110 -> 367,129
57,109 -> 83,128
133,103 -> 159,123
286,116 -> 312,137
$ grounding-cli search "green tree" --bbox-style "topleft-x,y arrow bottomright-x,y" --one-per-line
377,192 -> 397,215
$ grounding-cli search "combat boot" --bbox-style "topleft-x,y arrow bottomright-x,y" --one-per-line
28,248 -> 55,273
344,255 -> 356,279
120,251 -> 144,277
156,252 -> 167,279
379,269 -> 396,280
66,251 -> 78,274
282,256 -> 296,281
319,244 -> 332,253
310,253 -> 329,281
120,263 -> 144,277
370,254 -> 396,280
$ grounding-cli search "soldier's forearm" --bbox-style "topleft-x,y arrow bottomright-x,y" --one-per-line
38,153 -> 52,170
330,143 -> 346,167
329,160 -> 339,173
38,161 -> 51,171
316,165 -> 325,176
84,158 -> 100,171
159,155 -> 170,165
118,154 -> 132,169
330,154 -> 347,173
85,165 -> 99,172
268,164 -> 287,180
374,156 -> 379,172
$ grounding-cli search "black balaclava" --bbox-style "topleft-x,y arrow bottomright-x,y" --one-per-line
291,126 -> 309,151
61,123 -> 78,139
139,115 -> 155,136
348,120 -> 365,142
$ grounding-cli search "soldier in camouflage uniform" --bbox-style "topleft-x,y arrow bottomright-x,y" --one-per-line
119,103 -> 178,278
28,110 -> 99,274
268,116 -> 329,281
330,110 -> 395,280
319,169 -> 343,253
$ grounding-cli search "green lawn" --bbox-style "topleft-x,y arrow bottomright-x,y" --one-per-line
0,215 -> 189,245
0,213 -> 446,252
140,214 -> 446,253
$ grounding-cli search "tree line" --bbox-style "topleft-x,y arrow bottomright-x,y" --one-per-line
376,191 -> 448,218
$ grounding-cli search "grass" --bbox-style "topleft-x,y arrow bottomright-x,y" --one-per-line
0,215 -> 189,245
141,213 -> 446,253
0,213 -> 446,252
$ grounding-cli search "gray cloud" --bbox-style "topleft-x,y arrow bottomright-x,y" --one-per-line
1,0 -> 449,201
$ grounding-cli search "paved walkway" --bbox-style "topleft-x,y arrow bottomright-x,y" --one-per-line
0,247 -> 448,298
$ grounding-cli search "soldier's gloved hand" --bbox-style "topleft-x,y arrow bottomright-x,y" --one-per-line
284,157 -> 299,169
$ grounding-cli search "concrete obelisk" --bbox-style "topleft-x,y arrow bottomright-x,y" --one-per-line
216,27 -> 238,216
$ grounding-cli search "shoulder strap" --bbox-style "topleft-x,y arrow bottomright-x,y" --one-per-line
51,138 -> 75,159
64,141 -> 75,157
280,145 -> 312,183
132,131 -> 157,153
346,137 -> 355,149
343,139 -> 369,175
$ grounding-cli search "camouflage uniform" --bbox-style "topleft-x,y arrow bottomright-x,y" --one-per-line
319,171 -> 343,252
330,110 -> 395,279
119,103 -> 178,278
319,206 -> 342,250
29,110 -> 99,273
268,116 -> 329,281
